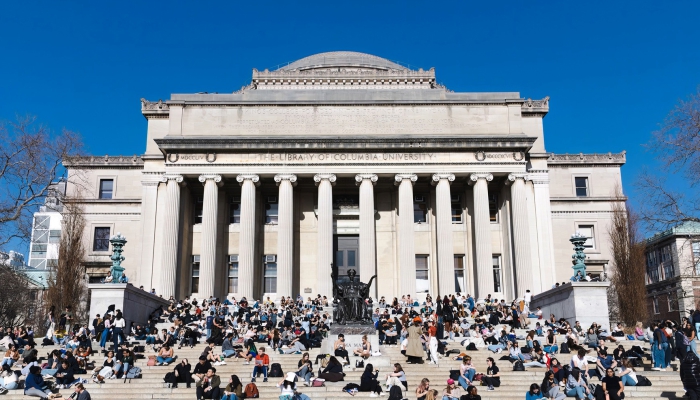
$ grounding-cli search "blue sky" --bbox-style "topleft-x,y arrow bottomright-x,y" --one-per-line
1,1 -> 699,254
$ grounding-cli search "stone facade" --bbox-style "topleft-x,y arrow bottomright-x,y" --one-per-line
64,51 -> 626,302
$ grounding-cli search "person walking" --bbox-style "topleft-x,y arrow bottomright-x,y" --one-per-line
406,318 -> 424,364
112,312 -> 126,351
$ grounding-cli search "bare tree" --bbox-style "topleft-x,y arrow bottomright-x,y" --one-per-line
638,87 -> 700,230
0,116 -> 83,248
0,265 -> 39,327
44,194 -> 88,328
608,188 -> 648,327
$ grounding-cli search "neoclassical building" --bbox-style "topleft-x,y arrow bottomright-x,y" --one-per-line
65,51 -> 626,301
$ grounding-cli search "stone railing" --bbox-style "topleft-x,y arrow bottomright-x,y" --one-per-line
65,155 -> 144,168
548,151 -> 626,164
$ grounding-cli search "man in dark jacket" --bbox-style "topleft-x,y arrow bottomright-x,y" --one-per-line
681,352 -> 700,400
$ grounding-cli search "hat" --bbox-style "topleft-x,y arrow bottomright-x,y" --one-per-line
447,379 -> 455,385
413,317 -> 421,324
286,372 -> 296,382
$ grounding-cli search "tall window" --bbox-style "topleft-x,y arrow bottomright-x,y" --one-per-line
228,255 -> 238,293
413,195 -> 428,223
49,230 -> 61,243
194,196 -> 203,224
577,225 -> 595,249
451,195 -> 462,223
416,255 -> 430,293
693,242 -> 700,275
574,177 -> 589,197
191,255 -> 200,293
652,297 -> 659,314
34,215 -> 50,230
93,227 -> 110,251
230,197 -> 241,224
31,244 -> 47,259
99,179 -> 114,199
265,197 -> 278,224
488,194 -> 499,222
264,256 -> 277,293
492,255 -> 502,293
454,255 -> 465,293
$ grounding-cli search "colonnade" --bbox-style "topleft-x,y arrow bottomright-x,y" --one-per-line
152,172 -> 538,301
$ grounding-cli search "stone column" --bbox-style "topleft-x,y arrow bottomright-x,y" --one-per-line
531,170 -> 556,292
355,174 -> 378,298
160,174 -> 184,299
198,174 -> 222,299
138,179 -> 160,289
432,173 -> 456,295
236,174 -> 260,299
314,173 -> 336,297
469,173 -> 494,299
508,173 -> 533,297
395,174 -> 418,296
274,174 -> 297,299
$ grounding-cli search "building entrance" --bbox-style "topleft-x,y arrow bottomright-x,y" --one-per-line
334,235 -> 359,280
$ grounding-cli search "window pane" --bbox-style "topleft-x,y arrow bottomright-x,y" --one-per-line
347,250 -> 356,267
191,277 -> 199,293
34,216 -> 50,229
492,256 -> 502,293
413,200 -> 427,223
575,177 -> 588,197
578,225 -> 595,248
228,277 -> 238,293
264,262 -> 277,293
192,264 -> 200,277
99,179 -> 114,199
34,230 -> 49,244
230,202 -> 241,224
194,196 -> 203,224
93,227 -> 110,251
265,203 -> 278,224
416,255 -> 429,293
451,203 -> 462,223
454,255 -> 465,292
336,251 -> 344,267
229,262 -> 238,277
192,261 -> 200,293
49,230 -> 61,243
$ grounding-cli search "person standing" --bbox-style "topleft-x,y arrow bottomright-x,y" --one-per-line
112,312 -> 126,351
428,320 -> 439,365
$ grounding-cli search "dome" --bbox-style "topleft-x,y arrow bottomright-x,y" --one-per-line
278,51 -> 408,71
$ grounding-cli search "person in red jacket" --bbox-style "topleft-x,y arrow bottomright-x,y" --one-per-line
251,347 -> 270,382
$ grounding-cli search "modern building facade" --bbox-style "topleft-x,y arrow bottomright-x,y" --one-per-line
28,181 -> 66,270
645,220 -> 700,321
64,51 -> 626,301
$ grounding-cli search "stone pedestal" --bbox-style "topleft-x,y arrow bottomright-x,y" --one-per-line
89,283 -> 171,330
321,325 -> 390,367
530,281 -> 611,330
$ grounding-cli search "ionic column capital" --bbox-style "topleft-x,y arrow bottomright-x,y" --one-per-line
506,173 -> 530,185
355,174 -> 378,186
141,180 -> 161,187
468,173 -> 493,186
394,173 -> 418,186
274,174 -> 298,186
161,174 -> 184,184
236,174 -> 260,186
431,173 -> 455,186
313,173 -> 336,186
198,174 -> 223,186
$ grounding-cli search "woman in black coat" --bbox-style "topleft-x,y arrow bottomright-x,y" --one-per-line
681,352 -> 700,400
359,363 -> 383,395
172,358 -> 192,388
318,356 -> 345,382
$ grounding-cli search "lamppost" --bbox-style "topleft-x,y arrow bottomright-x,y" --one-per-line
109,233 -> 127,283
570,231 -> 587,279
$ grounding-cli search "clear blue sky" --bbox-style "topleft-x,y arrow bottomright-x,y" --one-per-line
1,1 -> 699,254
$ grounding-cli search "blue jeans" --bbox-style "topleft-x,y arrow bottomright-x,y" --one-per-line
113,327 -> 124,351
654,343 -> 669,368
100,329 -> 110,348
157,356 -> 174,364
221,395 -> 238,400
544,345 -> 559,354
566,386 -> 592,400
695,323 -> 700,339
252,365 -> 268,378
222,350 -> 236,358
146,336 -> 156,344
458,371 -> 475,390
620,375 -> 636,386
690,341 -> 700,357
524,361 -> 547,368
487,344 -> 505,352
510,354 -> 525,362
0,359 -> 14,368
297,365 -> 312,384
0,376 -> 18,390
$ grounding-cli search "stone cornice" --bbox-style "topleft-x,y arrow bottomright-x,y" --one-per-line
141,98 -> 170,119
64,155 -> 145,169
155,135 -> 537,152
547,151 -> 626,166
550,196 -> 628,202
521,97 -> 549,116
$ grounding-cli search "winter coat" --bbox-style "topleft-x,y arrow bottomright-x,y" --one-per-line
406,325 -> 424,358
681,352 -> 700,389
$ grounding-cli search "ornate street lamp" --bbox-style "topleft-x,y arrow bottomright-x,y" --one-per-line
109,232 -> 127,283
570,231 -> 587,279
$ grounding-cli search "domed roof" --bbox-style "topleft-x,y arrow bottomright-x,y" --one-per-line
278,51 -> 407,71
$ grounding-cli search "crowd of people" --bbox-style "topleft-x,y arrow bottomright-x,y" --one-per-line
1,289 -> 699,400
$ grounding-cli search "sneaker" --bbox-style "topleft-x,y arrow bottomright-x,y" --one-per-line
0,387 -> 8,394
279,349 -> 284,354
496,348 -> 503,354
213,361 -> 221,366
651,367 -> 661,371
487,386 -> 494,391
263,378 -> 268,382
156,362 -> 162,366
294,351 -> 302,354
43,374 -> 53,379
244,361 -> 250,365
303,382 -> 309,386
251,378 -> 256,382
370,393 -> 379,398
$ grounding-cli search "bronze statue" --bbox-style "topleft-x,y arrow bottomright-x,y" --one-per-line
331,268 -> 376,325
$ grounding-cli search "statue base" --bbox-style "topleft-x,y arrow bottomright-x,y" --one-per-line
531,281 -> 611,331
88,283 -> 170,331
322,324 -> 389,366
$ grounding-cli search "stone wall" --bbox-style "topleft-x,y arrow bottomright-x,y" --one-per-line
530,281 -> 611,331
88,283 -> 171,330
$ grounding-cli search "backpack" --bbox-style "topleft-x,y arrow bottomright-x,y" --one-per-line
147,356 -> 156,366
449,370 -> 460,380
125,366 -> 142,380
636,375 -> 652,386
560,343 -> 570,354
269,363 -> 283,378
466,343 -> 477,351
356,359 -> 364,368
513,360 -> 525,371
163,372 -> 175,384
593,384 -> 606,400
312,378 -> 325,387
244,382 -> 259,398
